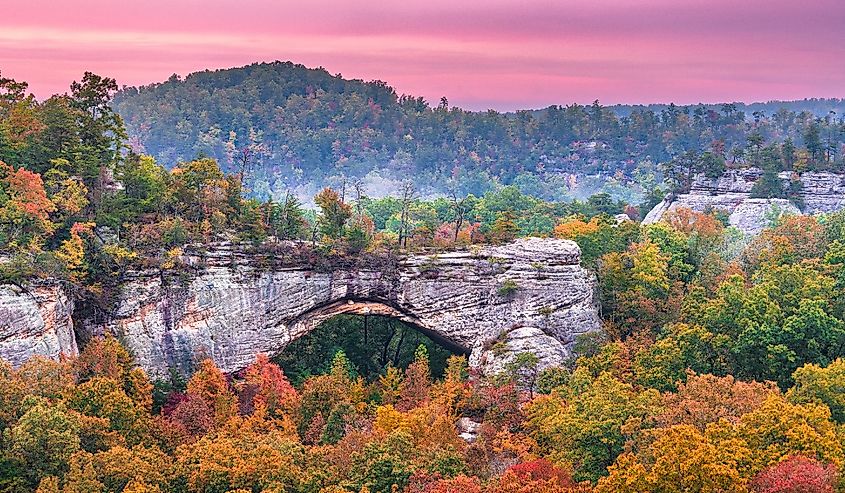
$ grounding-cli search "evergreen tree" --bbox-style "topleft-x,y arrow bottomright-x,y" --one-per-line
269,192 -> 306,240
491,210 -> 519,243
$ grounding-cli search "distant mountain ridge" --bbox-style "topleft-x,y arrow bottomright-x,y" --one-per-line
113,61 -> 845,203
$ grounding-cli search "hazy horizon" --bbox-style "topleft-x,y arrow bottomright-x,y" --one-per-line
6,59 -> 845,114
2,0 -> 843,111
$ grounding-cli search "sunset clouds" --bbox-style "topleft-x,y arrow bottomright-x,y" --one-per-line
1,0 -> 843,110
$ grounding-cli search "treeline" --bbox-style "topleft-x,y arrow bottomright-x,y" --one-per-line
1,68 -> 643,297
611,98 -> 845,119
112,61 -> 845,200
661,114 -> 840,200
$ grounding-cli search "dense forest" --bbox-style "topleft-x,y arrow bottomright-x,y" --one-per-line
3,207 -> 845,492
112,62 -> 845,202
4,67 -> 845,492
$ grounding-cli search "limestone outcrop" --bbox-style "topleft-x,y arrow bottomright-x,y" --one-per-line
643,168 -> 845,235
91,238 -> 600,376
0,238 -> 601,376
0,283 -> 77,366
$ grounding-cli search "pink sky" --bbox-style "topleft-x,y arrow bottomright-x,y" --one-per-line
1,0 -> 843,111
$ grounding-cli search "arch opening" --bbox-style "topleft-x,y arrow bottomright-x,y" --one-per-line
274,305 -> 469,383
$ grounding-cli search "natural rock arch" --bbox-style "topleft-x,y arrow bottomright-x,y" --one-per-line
285,298 -> 472,357
1,238 -> 601,376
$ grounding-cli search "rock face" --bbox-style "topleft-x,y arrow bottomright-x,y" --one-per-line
800,172 -> 845,213
457,417 -> 481,442
0,239 -> 601,376
0,284 -> 78,366
87,238 -> 600,376
643,168 -> 845,235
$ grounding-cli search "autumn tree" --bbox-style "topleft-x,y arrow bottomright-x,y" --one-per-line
749,456 -> 837,493
735,394 -> 844,471
65,377 -> 147,444
655,372 -> 776,429
599,239 -> 675,336
633,324 -> 733,391
297,350 -> 365,442
172,420 -> 306,493
169,158 -> 229,225
237,354 -> 298,417
788,359 -> 845,423
8,397 -> 82,486
315,187 -> 352,241
347,431 -> 417,493
184,359 -> 237,427
491,211 -> 519,244
526,371 -> 661,482
398,345 -> 432,411
596,425 -> 750,493
0,161 -> 55,249
555,215 -> 637,265
43,163 -> 89,223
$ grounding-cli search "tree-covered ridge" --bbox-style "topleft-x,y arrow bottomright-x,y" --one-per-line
112,61 -> 845,201
0,67 -> 641,304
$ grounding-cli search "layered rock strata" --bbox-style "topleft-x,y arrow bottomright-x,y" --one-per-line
0,283 -> 77,366
1,238 -> 602,376
643,168 -> 845,235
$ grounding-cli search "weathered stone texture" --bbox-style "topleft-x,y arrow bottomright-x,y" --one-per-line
0,238 -> 601,376
100,238 -> 600,375
0,284 -> 77,365
643,168 -> 845,235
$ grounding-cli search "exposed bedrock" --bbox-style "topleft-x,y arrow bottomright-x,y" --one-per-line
0,238 -> 602,376
0,283 -> 78,366
643,168 -> 845,235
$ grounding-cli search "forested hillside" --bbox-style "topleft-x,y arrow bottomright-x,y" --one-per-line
112,61 -> 845,202
4,207 -> 845,492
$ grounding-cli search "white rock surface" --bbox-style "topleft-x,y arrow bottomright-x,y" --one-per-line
457,417 -> 482,442
0,284 -> 78,365
728,199 -> 801,235
95,238 -> 601,376
474,326 -> 572,375
644,168 -> 845,235
800,172 -> 845,213
0,239 -> 601,376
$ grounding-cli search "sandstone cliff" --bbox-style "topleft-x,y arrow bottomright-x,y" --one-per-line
0,283 -> 77,366
0,238 -> 601,376
643,168 -> 845,234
